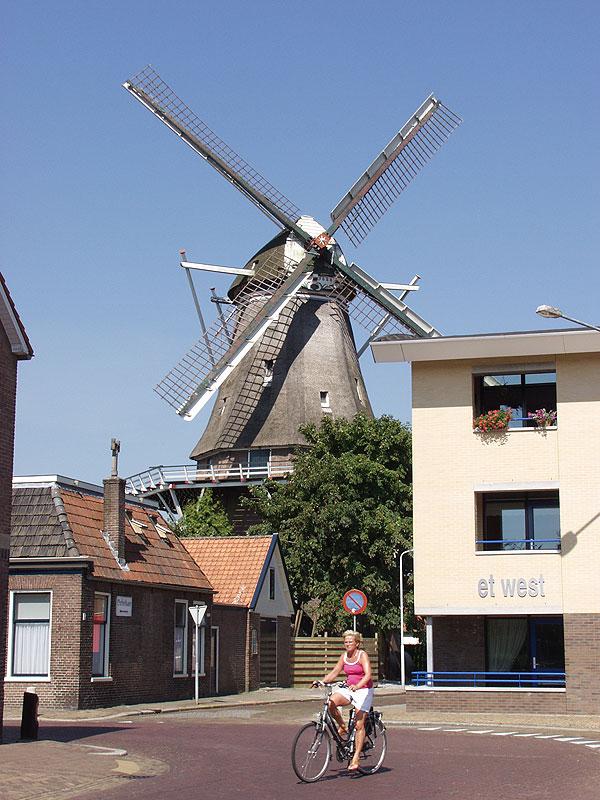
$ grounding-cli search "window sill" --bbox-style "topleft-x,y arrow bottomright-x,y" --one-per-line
475,549 -> 560,556
474,426 -> 557,434
173,673 -> 189,679
407,685 -> 565,693
91,677 -> 113,683
5,676 -> 51,682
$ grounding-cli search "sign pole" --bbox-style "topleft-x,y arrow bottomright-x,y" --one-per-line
189,602 -> 207,704
195,614 -> 199,704
353,612 -> 357,633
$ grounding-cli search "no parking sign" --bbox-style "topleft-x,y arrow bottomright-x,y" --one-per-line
342,589 -> 368,616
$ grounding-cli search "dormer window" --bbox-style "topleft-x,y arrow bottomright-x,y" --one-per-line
263,360 -> 274,386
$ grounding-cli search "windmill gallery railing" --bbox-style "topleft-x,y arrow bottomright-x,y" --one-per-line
126,462 -> 293,496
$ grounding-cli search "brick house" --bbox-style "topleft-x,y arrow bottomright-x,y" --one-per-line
6,472 -> 214,709
372,328 -> 600,714
0,274 -> 33,739
182,534 -> 294,693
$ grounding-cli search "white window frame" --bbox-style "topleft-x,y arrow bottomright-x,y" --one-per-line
91,592 -> 111,681
173,599 -> 189,677
5,590 -> 52,682
194,623 -> 206,677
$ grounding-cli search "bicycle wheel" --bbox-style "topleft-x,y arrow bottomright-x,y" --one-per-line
357,718 -> 387,775
291,722 -> 332,783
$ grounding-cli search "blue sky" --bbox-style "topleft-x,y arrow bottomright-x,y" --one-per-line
3,1 -> 599,482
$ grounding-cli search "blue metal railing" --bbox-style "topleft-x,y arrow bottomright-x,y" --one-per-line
412,671 -> 566,688
476,538 -> 561,551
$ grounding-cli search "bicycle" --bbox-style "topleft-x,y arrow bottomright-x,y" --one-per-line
291,681 -> 387,782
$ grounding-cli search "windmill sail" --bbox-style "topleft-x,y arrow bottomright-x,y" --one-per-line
123,66 -> 302,231
330,96 -> 462,246
155,245 -> 312,420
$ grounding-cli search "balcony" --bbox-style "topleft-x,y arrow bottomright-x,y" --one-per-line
126,461 -> 293,496
476,538 -> 561,552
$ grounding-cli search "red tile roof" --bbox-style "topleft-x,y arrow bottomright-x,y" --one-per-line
181,536 -> 273,607
61,488 -> 212,591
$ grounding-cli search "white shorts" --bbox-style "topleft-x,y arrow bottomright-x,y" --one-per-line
335,685 -> 374,713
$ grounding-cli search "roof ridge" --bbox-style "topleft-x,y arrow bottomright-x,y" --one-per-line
51,485 -> 80,557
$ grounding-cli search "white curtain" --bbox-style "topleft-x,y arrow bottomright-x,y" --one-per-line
13,622 -> 49,676
487,619 -> 527,672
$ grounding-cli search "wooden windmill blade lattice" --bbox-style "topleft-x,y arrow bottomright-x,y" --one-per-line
329,95 -> 462,246
123,65 -> 303,232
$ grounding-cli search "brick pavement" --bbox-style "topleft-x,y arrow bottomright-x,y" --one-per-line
0,739 -> 167,800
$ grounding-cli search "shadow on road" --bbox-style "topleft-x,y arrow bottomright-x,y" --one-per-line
3,721 -> 128,744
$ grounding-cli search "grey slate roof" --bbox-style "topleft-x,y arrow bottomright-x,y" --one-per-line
11,486 -> 79,558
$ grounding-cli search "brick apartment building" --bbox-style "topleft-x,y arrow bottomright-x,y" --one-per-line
372,328 -> 600,714
182,534 -> 294,692
0,274 -> 33,739
6,472 -> 214,709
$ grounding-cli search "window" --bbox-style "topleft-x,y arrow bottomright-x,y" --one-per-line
269,567 -> 275,600
174,600 -> 188,675
320,391 -> 331,412
485,617 -> 564,675
262,359 -> 274,386
251,628 -> 258,656
248,449 -> 270,470
219,397 -> 227,416
192,622 -> 206,675
479,492 -> 560,551
474,370 -> 556,428
92,593 -> 110,677
10,592 -> 51,677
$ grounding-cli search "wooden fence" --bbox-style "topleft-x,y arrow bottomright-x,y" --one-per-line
291,635 -> 379,687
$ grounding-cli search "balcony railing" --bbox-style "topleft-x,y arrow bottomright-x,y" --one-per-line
126,462 -> 293,495
476,538 -> 561,552
412,671 -> 565,688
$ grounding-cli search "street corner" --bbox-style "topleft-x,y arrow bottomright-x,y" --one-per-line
0,740 -> 168,800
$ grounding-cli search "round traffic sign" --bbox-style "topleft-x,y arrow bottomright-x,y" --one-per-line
342,589 -> 368,615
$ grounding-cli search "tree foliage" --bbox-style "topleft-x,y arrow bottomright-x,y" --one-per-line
242,414 -> 413,633
174,490 -> 233,538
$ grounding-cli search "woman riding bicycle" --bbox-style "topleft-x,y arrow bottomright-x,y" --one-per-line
313,630 -> 373,771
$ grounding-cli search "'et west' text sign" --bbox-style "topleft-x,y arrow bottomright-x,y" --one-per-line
478,574 -> 546,599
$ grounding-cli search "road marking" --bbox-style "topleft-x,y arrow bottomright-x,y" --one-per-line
554,737 -> 586,742
81,744 -> 128,756
443,728 -> 466,732
491,731 -> 520,736
466,729 -> 494,734
585,744 -> 600,749
417,727 -> 442,731
569,740 -> 600,745
534,734 -> 562,739
513,733 -> 539,737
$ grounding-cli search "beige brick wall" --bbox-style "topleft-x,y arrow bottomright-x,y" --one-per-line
411,353 -> 600,616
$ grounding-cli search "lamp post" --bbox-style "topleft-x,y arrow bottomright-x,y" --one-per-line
399,547 -> 414,690
536,305 -> 600,333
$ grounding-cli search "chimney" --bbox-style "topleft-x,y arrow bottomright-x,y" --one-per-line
103,438 -> 125,564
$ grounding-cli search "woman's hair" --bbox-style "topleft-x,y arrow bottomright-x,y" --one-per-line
343,630 -> 362,645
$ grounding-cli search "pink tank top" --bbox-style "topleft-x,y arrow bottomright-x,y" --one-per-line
343,650 -> 373,688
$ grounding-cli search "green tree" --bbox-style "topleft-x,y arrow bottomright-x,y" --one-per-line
174,490 -> 233,538
242,414 -> 413,633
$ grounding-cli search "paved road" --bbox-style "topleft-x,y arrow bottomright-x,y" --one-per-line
4,710 -> 599,800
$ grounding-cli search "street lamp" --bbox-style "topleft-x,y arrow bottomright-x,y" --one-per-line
399,547 -> 414,691
536,305 -> 600,333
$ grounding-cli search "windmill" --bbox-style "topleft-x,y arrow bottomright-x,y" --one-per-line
122,66 -> 461,522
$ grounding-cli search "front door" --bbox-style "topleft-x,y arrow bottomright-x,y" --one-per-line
530,618 -> 564,674
210,627 -> 219,695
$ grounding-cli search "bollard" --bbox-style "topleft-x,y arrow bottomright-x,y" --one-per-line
20,688 -> 39,740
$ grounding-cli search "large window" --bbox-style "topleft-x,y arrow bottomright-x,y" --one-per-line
92,593 -> 110,677
10,592 -> 51,677
486,617 -> 564,676
174,600 -> 188,675
479,492 -> 560,551
474,370 -> 556,428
